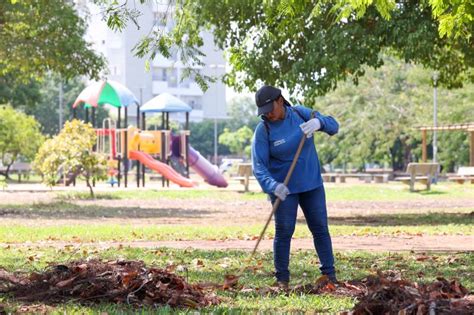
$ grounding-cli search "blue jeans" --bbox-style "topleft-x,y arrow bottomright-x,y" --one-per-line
272,185 -> 335,282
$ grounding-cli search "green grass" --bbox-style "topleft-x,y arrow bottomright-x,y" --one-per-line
52,182 -> 474,202
324,182 -> 474,201
0,247 -> 471,313
0,212 -> 472,243
56,189 -> 265,201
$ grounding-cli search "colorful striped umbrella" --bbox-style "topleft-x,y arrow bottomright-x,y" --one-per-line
72,80 -> 138,108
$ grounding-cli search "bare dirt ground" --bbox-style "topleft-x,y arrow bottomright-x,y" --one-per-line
0,184 -> 473,251
3,235 -> 473,252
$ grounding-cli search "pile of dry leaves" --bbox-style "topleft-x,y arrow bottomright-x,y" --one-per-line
349,271 -> 474,314
0,259 -> 219,309
223,270 -> 473,314
0,260 -> 472,314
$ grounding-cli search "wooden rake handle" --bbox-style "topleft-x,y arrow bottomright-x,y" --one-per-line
250,134 -> 307,256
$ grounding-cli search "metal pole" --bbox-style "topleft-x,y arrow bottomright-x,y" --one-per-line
124,107 -> 128,188
59,79 -> 63,132
433,81 -> 438,163
214,117 -> 217,165
433,78 -> 438,163
432,71 -> 439,183
142,112 -> 146,187
185,112 -> 190,177
137,89 -> 142,188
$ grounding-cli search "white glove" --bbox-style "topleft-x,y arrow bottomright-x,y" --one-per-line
274,183 -> 290,201
300,118 -> 321,138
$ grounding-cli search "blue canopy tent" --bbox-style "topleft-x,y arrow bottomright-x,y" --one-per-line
141,92 -> 192,130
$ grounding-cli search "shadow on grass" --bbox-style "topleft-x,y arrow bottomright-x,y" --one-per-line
413,190 -> 447,196
57,192 -> 122,200
312,212 -> 474,226
0,201 -> 214,219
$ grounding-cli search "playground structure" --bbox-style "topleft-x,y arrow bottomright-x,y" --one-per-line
419,123 -> 474,166
72,80 -> 228,188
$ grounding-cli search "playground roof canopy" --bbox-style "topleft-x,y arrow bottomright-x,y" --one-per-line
418,123 -> 474,132
140,93 -> 192,113
72,80 -> 139,109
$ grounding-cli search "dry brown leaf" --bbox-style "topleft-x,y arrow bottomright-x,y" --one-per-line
56,276 -> 78,288
222,274 -> 239,290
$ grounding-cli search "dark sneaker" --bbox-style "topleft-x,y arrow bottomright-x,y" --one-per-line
273,281 -> 289,290
327,274 -> 338,283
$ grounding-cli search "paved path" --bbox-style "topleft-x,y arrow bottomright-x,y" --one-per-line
3,235 -> 473,252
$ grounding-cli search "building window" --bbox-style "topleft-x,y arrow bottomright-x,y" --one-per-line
152,67 -> 168,81
181,96 -> 202,110
168,68 -> 178,87
180,74 -> 191,88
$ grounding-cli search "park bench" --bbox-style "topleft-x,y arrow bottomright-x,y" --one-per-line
322,173 -> 374,183
0,162 -> 31,183
395,163 -> 439,192
232,163 -> 256,192
448,166 -> 474,184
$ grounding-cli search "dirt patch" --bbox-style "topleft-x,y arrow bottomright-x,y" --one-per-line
1,192 -> 473,225
3,235 -> 474,252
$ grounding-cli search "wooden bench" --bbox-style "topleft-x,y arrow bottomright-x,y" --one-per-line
0,162 -> 32,183
323,173 -> 373,183
373,174 -> 390,183
232,163 -> 255,192
448,166 -> 474,184
395,163 -> 439,192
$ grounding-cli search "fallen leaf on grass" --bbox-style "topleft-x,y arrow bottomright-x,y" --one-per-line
222,274 -> 239,290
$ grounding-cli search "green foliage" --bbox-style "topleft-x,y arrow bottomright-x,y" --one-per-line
219,126 -> 254,157
225,96 -> 260,131
0,105 -> 44,178
428,0 -> 473,39
34,120 -> 107,197
188,96 -> 260,159
313,56 -> 474,171
189,119 -> 230,158
336,0 -> 474,42
96,0 -> 474,99
0,74 -> 41,110
0,0 -> 105,82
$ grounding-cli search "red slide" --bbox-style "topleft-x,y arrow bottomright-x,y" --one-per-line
129,151 -> 194,187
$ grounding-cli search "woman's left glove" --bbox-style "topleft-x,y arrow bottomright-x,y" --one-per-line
299,118 -> 321,138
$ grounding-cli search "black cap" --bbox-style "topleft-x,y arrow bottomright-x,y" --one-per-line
255,85 -> 281,116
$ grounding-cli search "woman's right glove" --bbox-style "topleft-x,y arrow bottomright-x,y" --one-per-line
274,183 -> 290,201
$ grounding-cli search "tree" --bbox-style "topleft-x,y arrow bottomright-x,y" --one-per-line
34,119 -> 107,198
219,126 -> 253,158
96,0 -> 474,100
1,0 -> 105,82
313,56 -> 474,171
336,0 -> 474,39
189,120 -> 230,158
0,74 -> 41,111
225,96 -> 260,131
0,105 -> 44,179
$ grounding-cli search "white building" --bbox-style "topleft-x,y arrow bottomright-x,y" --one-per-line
83,1 -> 227,123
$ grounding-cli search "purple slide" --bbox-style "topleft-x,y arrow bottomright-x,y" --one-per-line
171,136 -> 228,188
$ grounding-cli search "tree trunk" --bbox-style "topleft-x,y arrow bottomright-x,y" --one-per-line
0,163 -> 13,180
85,177 -> 95,199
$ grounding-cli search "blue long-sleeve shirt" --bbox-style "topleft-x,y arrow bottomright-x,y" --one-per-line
251,105 -> 339,195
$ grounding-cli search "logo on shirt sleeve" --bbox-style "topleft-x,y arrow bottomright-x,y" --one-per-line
274,139 -> 286,146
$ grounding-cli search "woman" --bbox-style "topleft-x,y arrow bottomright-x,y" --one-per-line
251,85 -> 339,287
